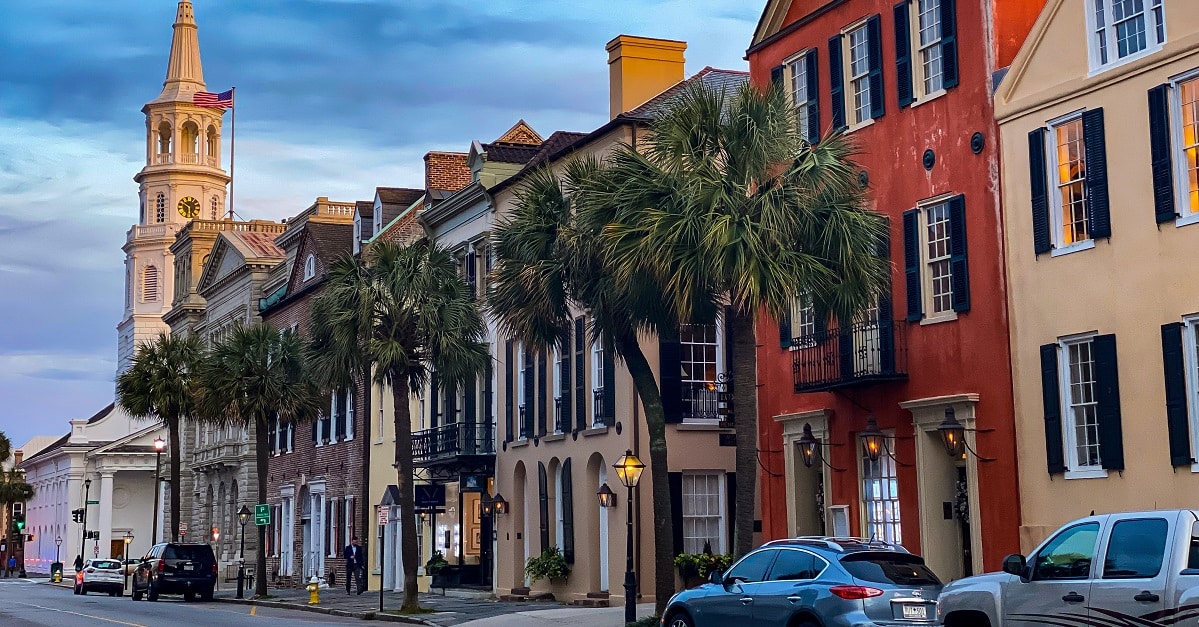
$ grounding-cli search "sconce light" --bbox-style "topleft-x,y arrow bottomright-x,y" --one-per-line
937,407 -> 995,462
489,492 -> 508,516
597,483 -> 616,508
859,415 -> 912,467
795,423 -> 845,471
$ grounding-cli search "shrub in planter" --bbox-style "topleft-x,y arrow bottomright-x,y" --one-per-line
525,547 -> 570,583
674,552 -> 733,582
425,551 -> 448,575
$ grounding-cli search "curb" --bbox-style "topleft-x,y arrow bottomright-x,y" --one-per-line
214,596 -> 438,625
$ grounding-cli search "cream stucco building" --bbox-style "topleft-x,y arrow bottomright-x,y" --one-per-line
998,0 -> 1199,550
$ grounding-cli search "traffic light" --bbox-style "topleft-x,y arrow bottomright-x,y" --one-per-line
25,534 -> 33,543
72,508 -> 84,523
14,512 -> 24,532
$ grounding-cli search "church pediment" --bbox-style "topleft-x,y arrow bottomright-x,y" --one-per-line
493,119 -> 543,145
195,233 -> 246,294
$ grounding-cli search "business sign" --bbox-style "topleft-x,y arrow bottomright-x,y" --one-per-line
415,484 -> 446,509
255,504 -> 270,526
459,474 -> 488,492
377,506 -> 389,526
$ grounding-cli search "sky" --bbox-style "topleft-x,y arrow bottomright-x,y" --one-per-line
0,0 -> 761,447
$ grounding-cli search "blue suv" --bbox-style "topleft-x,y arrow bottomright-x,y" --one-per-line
661,537 -> 942,627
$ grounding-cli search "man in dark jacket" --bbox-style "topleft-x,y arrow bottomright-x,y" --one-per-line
343,537 -> 365,594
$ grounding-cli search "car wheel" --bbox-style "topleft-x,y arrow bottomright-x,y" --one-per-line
666,611 -> 695,627
147,583 -> 159,602
200,587 -> 214,602
109,590 -> 118,597
131,583 -> 142,601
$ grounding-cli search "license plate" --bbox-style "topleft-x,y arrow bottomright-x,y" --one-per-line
182,564 -> 194,571
901,604 -> 928,619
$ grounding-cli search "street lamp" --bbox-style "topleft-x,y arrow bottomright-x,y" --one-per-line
54,536 -> 61,565
122,532 -> 133,596
152,437 -> 165,544
81,478 -> 91,560
596,483 -> 616,508
488,493 -> 508,516
236,505 -> 250,599
936,407 -> 995,462
612,450 -> 645,625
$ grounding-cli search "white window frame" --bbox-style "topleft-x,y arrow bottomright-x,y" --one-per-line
303,254 -> 316,281
518,345 -> 530,438
375,383 -> 385,444
680,322 -> 724,425
1058,332 -> 1108,479
860,434 -> 902,544
1169,69 -> 1199,226
353,216 -> 363,255
908,0 -> 948,104
1085,0 -> 1166,75
591,338 -> 604,428
1181,316 -> 1199,473
790,294 -> 818,349
842,20 -> 874,129
1044,111 -> 1096,257
681,472 -> 726,554
552,347 -> 565,434
916,195 -> 957,323
344,388 -> 355,441
785,49 -> 816,136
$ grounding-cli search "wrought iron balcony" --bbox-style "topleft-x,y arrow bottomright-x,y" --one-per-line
518,404 -> 531,440
592,388 -> 613,427
791,319 -> 907,393
412,421 -> 495,466
681,375 -> 733,422
553,397 -> 566,434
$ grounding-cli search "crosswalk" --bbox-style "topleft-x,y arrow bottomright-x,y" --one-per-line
0,579 -> 39,584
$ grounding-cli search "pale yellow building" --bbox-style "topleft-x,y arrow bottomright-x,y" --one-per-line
997,0 -> 1199,550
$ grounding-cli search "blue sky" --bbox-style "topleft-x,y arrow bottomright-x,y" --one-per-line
0,0 -> 760,447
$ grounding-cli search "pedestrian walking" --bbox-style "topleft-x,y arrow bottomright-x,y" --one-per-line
74,555 -> 83,572
343,537 -> 365,594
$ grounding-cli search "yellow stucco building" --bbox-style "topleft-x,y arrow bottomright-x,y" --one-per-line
998,0 -> 1199,551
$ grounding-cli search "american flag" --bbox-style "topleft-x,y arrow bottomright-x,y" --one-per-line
193,89 -> 233,109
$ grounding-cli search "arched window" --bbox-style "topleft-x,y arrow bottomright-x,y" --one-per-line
180,122 -> 199,163
206,125 -> 218,160
210,196 -> 220,220
157,122 -> 172,155
303,254 -> 316,281
142,265 -> 158,302
155,193 -> 166,223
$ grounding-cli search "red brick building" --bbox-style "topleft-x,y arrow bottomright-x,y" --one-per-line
747,0 -> 1044,580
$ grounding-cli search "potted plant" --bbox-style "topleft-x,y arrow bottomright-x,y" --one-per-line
525,546 -> 570,584
426,552 -> 457,589
674,543 -> 733,588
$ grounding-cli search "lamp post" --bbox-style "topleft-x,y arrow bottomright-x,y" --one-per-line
81,478 -> 91,560
612,450 -> 645,625
54,536 -> 61,565
152,437 -> 165,544
122,531 -> 133,596
236,505 -> 250,599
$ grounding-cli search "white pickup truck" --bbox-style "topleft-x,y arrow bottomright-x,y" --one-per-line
937,509 -> 1199,627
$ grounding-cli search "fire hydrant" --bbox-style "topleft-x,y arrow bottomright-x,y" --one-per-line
307,576 -> 320,605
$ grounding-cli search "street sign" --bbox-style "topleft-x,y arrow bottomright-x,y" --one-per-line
86,500 -> 99,505
255,503 -> 270,527
377,505 -> 389,526
179,522 -> 188,537
93,546 -> 99,557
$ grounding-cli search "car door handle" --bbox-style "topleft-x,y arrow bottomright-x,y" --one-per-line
786,595 -> 802,604
1134,592 -> 1160,602
740,597 -> 753,605
1062,593 -> 1085,603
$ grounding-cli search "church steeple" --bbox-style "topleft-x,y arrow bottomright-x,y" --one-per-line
156,1 -> 206,103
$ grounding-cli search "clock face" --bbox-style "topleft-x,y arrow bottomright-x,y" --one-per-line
178,196 -> 200,219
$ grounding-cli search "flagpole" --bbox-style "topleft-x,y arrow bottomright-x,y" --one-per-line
228,86 -> 236,220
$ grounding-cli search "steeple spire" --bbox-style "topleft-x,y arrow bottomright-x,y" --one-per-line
158,1 -> 206,102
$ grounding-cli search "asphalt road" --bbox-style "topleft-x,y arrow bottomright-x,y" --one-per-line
0,578 -> 363,627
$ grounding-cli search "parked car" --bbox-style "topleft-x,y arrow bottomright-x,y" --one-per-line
122,558 -> 140,577
74,558 -> 124,596
937,509 -> 1199,627
661,537 -> 943,627
130,542 -> 217,602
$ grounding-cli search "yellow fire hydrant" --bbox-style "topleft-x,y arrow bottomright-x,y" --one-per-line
307,576 -> 320,605
52,571 -> 61,583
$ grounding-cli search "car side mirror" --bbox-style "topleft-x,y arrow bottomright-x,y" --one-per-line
1002,554 -> 1028,579
709,570 -> 723,586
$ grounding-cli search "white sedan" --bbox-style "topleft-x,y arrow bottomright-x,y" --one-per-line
74,558 -> 125,596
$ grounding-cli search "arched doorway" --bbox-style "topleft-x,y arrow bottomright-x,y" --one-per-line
512,462 -> 527,587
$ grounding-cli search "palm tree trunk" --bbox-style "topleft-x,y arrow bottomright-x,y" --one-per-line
615,335 -> 676,615
168,416 -> 182,544
254,417 -> 270,597
729,310 -> 759,559
392,376 -> 421,611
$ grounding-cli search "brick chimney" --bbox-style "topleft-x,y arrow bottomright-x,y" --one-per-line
423,151 -> 471,192
606,35 -> 686,120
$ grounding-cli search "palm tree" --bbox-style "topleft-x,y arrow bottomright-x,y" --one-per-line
116,333 -> 203,546
594,81 -> 889,557
196,323 -> 323,597
310,239 -> 489,612
489,162 -> 699,614
0,432 -> 35,553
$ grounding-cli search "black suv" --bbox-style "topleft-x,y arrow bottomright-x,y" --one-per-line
131,542 -> 217,602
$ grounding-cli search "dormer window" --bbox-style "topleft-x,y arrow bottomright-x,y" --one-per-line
303,254 -> 316,281
1087,0 -> 1165,73
374,203 -> 383,233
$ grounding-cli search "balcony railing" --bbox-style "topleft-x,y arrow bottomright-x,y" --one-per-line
682,374 -> 733,422
518,404 -> 531,439
791,319 -> 907,393
180,153 -> 200,164
592,388 -> 612,427
553,397 -> 566,434
412,422 -> 495,464
153,154 -> 173,165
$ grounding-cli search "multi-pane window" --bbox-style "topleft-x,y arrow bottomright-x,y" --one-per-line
591,339 -> 605,428
681,324 -> 720,422
862,445 -> 901,543
156,193 -> 166,223
924,204 -> 952,314
303,254 -> 316,281
210,196 -> 219,220
1051,117 -> 1090,247
788,52 -> 814,136
1062,337 -> 1101,469
791,294 -> 817,346
916,0 -> 943,94
847,25 -> 872,124
1175,76 -> 1199,216
1090,0 -> 1165,70
682,473 -> 724,554
553,348 -> 565,433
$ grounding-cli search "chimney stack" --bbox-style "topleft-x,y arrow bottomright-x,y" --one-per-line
606,35 -> 686,120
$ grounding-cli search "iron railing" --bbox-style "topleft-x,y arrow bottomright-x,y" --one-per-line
518,404 -> 531,440
592,388 -> 613,427
412,422 -> 496,464
681,373 -> 733,422
553,397 -> 566,434
791,319 -> 907,393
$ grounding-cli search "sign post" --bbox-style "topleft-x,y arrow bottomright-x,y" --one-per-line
255,504 -> 270,526
377,506 -> 388,612
178,522 -> 188,539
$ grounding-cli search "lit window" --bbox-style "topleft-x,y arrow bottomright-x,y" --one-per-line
682,473 -> 725,554
861,442 -> 901,543
1051,117 -> 1091,247
1089,0 -> 1165,71
680,324 -> 721,422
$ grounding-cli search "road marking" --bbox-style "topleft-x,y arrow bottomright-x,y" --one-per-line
11,601 -> 149,627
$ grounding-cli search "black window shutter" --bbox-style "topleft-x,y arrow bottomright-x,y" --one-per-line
313,412 -> 319,444
1040,344 -> 1065,474
538,462 -> 549,552
867,15 -> 885,120
1028,128 -> 1052,255
602,344 -> 616,425
465,250 -> 477,299
560,339 -> 572,431
429,372 -> 439,429
724,305 -> 735,375
725,472 -> 737,552
537,350 -> 548,436
463,373 -> 476,426
574,317 -> 586,431
1161,323 -> 1193,466
561,459 -> 575,563
669,472 -> 684,556
805,50 -> 821,143
444,382 -> 457,425
504,340 -> 514,442
903,209 -> 922,321
940,0 -> 959,89
660,329 -> 683,423
828,35 -> 846,129
322,400 -> 332,442
268,417 -> 277,455
1083,108 -> 1112,239
1093,334 -> 1125,471
894,2 -> 913,108
876,220 -> 895,372
947,195 -> 970,313
1149,85 -> 1177,223
770,64 -> 784,89
484,358 -> 494,425
779,310 -> 793,348
523,348 -> 535,437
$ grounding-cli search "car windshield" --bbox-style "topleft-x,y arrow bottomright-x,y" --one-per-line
91,560 -> 122,570
162,546 -> 210,561
840,552 -> 941,586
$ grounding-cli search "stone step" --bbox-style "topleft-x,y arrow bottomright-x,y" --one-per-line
571,598 -> 610,608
